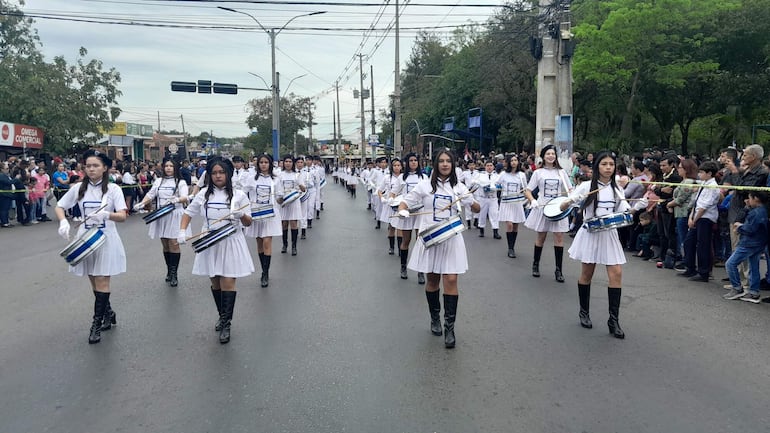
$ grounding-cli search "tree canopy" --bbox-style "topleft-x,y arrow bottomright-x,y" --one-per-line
0,0 -> 122,156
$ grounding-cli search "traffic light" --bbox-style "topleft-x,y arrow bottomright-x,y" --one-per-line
197,80 -> 212,94
213,83 -> 238,95
171,81 -> 196,92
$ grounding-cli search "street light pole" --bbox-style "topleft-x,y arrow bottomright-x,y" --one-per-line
218,7 -> 326,160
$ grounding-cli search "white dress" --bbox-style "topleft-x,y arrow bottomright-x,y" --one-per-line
185,188 -> 255,278
401,178 -> 474,274
144,177 -> 190,239
498,171 -> 527,224
524,167 -> 572,233
568,181 -> 629,265
242,173 -> 283,238
378,174 -> 403,223
276,171 -> 305,221
57,182 -> 127,277
392,172 -> 426,231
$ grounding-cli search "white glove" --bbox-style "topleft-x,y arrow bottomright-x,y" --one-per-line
58,219 -> 71,241
573,193 -> 587,203
177,229 -> 187,245
87,210 -> 111,224
230,203 -> 244,219
529,199 -> 539,209
133,202 -> 146,212
398,209 -> 410,218
168,197 -> 180,204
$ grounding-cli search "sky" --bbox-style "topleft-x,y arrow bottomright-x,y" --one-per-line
19,0 -> 510,144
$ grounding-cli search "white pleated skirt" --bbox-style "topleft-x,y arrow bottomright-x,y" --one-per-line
192,230 -> 255,278
499,200 -> 526,223
69,230 -> 127,277
243,207 -> 283,238
524,207 -> 569,233
280,199 -> 303,221
392,215 -> 417,231
379,202 -> 395,223
408,233 -> 468,275
568,227 -> 627,265
148,207 -> 188,239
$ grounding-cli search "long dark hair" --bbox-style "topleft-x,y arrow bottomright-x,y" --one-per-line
506,154 -> 524,173
77,155 -> 110,201
204,158 -> 234,205
430,149 -> 458,193
581,150 -> 619,214
161,157 -> 182,182
402,152 -> 425,180
255,154 -> 275,179
539,144 -> 562,169
282,155 -> 295,172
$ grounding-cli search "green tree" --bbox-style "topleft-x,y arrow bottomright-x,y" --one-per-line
0,1 -> 122,156
244,93 -> 311,156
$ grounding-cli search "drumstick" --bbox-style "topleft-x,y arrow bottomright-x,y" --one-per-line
185,203 -> 251,241
78,203 -> 109,226
391,192 -> 474,218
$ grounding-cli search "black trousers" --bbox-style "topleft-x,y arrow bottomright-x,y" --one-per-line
684,218 -> 713,277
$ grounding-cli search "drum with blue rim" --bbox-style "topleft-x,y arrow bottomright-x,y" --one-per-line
543,197 -> 573,221
585,212 -> 633,233
142,203 -> 175,224
59,226 -> 106,266
419,214 -> 466,248
281,190 -> 301,207
251,204 -> 275,220
192,223 -> 237,253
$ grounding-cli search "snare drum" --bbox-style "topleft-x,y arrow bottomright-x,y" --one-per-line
142,203 -> 175,224
281,190 -> 301,207
251,204 -> 275,220
192,223 -> 237,253
542,197 -> 573,221
299,190 -> 310,203
389,195 -> 405,212
59,227 -> 106,266
585,212 -> 633,233
319,177 -> 327,188
419,214 -> 466,248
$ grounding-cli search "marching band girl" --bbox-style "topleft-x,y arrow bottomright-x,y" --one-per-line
524,145 -> 573,282
178,158 -> 253,344
379,158 -> 404,255
394,153 -> 427,283
56,150 -> 127,344
242,154 -> 283,288
296,157 -> 311,238
132,158 -> 189,287
397,150 -> 480,349
560,151 -> 628,339
497,155 -> 528,258
276,156 -> 306,256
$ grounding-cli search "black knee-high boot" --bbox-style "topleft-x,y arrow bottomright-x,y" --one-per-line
281,229 -> 288,253
219,291 -> 237,344
89,292 -> 110,344
554,246 -> 565,282
291,229 -> 299,255
301,228 -> 306,239
388,236 -> 395,255
400,248 -> 409,279
608,287 -> 625,339
532,245 -> 543,277
506,232 -> 517,258
100,291 -> 117,331
396,236 -> 402,252
211,287 -> 224,331
443,294 -> 458,348
168,252 -> 180,287
163,251 -> 172,282
578,283 -> 592,328
425,290 -> 442,336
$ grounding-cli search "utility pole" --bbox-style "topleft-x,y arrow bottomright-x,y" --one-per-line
358,54 -> 366,164
336,81 -> 342,159
308,108 -> 314,154
332,102 -> 337,157
393,0 -> 402,158
180,114 -> 188,160
370,64 -> 376,162
534,0 -> 573,166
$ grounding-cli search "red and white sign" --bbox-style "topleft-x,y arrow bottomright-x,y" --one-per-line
0,121 -> 45,149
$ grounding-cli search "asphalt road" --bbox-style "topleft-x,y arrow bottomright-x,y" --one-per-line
1,180 -> 769,433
